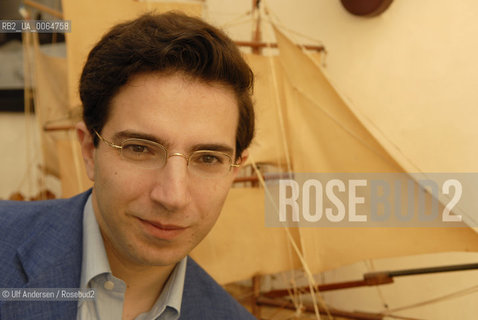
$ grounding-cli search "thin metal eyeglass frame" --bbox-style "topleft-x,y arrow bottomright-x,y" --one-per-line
93,130 -> 240,172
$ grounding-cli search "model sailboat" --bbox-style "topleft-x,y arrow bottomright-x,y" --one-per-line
23,0 -> 478,318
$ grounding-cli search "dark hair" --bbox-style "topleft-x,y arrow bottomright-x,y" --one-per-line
79,12 -> 254,159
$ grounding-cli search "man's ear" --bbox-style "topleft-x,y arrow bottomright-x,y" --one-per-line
239,149 -> 249,166
76,121 -> 96,181
232,149 -> 249,176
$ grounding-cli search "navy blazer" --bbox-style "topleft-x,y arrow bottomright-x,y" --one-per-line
0,191 -> 256,319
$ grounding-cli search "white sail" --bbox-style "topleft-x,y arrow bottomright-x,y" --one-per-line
192,28 -> 478,283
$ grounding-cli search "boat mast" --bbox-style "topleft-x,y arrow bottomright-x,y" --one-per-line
252,0 -> 262,54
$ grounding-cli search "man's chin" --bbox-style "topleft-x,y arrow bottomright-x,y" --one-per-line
130,247 -> 188,267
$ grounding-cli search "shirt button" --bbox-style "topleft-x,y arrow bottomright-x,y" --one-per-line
104,280 -> 115,290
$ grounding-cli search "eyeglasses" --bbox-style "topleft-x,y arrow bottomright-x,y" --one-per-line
94,130 -> 240,177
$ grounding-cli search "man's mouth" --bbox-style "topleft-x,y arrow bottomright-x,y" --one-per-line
137,217 -> 187,240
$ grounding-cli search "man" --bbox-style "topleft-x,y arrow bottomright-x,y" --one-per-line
0,12 -> 256,320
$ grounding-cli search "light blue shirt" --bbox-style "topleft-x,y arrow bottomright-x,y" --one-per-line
77,195 -> 187,320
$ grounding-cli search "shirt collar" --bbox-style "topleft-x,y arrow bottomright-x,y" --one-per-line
80,194 -> 111,289
146,256 -> 187,316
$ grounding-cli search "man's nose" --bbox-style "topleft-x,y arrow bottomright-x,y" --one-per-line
150,155 -> 191,211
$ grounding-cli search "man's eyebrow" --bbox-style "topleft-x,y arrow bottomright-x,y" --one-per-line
112,130 -> 235,155
192,144 -> 235,156
112,130 -> 170,147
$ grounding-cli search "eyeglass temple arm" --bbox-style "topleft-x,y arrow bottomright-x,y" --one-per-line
94,130 -> 122,150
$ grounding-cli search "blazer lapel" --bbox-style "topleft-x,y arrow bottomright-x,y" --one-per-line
1,191 -> 89,320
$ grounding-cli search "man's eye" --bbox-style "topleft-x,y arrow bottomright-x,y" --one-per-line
200,154 -> 220,164
193,153 -> 227,166
125,144 -> 150,153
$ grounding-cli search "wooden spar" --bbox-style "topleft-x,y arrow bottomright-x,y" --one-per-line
235,40 -> 325,52
256,296 -> 384,320
370,262 -> 478,278
263,275 -> 393,299
234,173 -> 294,183
23,0 -> 63,19
262,263 -> 478,298
43,124 -> 75,132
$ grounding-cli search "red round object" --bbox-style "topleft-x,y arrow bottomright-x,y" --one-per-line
340,0 -> 394,16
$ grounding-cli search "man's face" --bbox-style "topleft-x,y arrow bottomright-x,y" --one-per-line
79,72 -> 242,267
